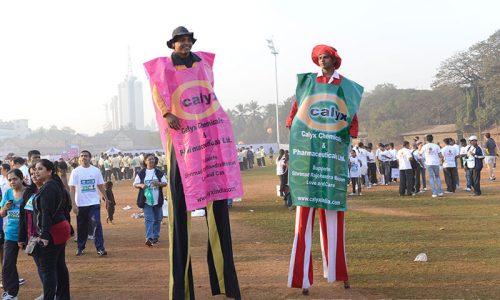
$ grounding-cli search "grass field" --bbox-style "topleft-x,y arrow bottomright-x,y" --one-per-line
14,164 -> 499,299
235,166 -> 500,298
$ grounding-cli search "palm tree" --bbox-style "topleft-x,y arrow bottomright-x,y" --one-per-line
245,100 -> 263,119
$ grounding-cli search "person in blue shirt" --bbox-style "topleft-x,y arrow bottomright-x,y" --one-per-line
0,169 -> 27,300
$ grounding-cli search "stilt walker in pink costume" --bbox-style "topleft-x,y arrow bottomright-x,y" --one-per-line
286,44 -> 363,296
144,26 -> 242,300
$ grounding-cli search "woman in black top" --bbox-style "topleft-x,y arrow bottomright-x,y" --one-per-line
33,159 -> 72,300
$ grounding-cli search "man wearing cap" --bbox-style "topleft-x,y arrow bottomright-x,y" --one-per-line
466,135 -> 485,196
144,26 -> 241,300
286,44 -> 361,294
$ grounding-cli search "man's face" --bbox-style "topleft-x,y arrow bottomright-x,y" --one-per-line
30,154 -> 41,164
318,53 -> 336,70
471,140 -> 478,146
173,35 -> 193,57
79,152 -> 90,166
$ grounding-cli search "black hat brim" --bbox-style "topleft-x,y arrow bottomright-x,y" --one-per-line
166,34 -> 196,49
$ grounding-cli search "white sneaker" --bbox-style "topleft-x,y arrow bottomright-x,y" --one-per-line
423,188 -> 428,191
438,193 -> 444,197
1,292 -> 18,300
444,191 -> 453,194
349,192 -> 356,196
465,188 -> 471,191
432,194 -> 438,198
18,278 -> 25,286
358,193 -> 363,196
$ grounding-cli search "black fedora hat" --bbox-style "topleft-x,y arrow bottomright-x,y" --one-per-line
166,26 -> 197,49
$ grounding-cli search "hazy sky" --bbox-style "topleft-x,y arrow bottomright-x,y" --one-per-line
1,0 -> 498,135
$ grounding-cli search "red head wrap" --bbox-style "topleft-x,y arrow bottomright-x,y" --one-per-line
311,44 -> 342,69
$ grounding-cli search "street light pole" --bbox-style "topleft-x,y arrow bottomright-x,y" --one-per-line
266,38 -> 280,148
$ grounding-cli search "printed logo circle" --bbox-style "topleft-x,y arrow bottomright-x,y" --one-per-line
171,80 -> 220,120
296,93 -> 348,132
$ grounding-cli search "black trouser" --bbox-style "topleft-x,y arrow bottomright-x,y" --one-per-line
351,177 -> 361,194
2,240 -> 19,297
104,170 -> 112,182
443,167 -> 458,192
471,167 -> 482,195
413,166 -> 421,193
35,242 -> 70,300
453,159 -> 460,186
261,157 -> 266,166
242,158 -> 247,170
112,167 -> 120,181
77,204 -> 105,251
279,174 -> 287,196
108,204 -> 115,221
399,169 -> 414,196
169,151 -> 240,300
368,162 -> 378,184
257,158 -> 262,167
383,161 -> 392,183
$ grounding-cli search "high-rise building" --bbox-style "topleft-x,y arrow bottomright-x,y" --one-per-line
117,75 -> 144,130
105,48 -> 145,131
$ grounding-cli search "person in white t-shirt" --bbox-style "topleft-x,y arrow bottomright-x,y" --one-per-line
366,143 -> 378,185
397,141 -> 414,196
133,153 -> 167,246
69,150 -> 108,257
441,138 -> 459,193
349,150 -> 362,195
459,138 -> 473,191
450,139 -> 461,188
354,143 -> 370,188
389,143 -> 398,182
418,134 -> 444,197
276,149 -> 287,197
11,157 -> 31,186
0,163 -> 10,199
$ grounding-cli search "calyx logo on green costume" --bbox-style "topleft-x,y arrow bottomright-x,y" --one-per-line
309,102 -> 347,122
296,93 -> 349,132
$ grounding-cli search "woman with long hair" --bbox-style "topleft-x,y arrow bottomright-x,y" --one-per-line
18,165 -> 44,299
0,169 -> 27,300
33,159 -> 71,300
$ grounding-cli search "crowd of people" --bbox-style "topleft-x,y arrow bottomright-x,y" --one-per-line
0,149 -> 175,299
347,133 -> 496,198
237,146 -> 274,170
0,151 -> 72,299
276,132 -> 497,206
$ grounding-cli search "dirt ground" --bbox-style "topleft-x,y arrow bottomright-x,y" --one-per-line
14,167 -> 498,299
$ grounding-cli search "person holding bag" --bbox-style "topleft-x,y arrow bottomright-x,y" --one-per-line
0,169 -> 27,300
133,153 -> 167,247
33,159 -> 71,300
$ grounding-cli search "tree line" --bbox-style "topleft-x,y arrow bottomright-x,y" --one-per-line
226,29 -> 499,144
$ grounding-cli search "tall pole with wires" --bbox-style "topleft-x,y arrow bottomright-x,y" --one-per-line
266,38 -> 280,148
